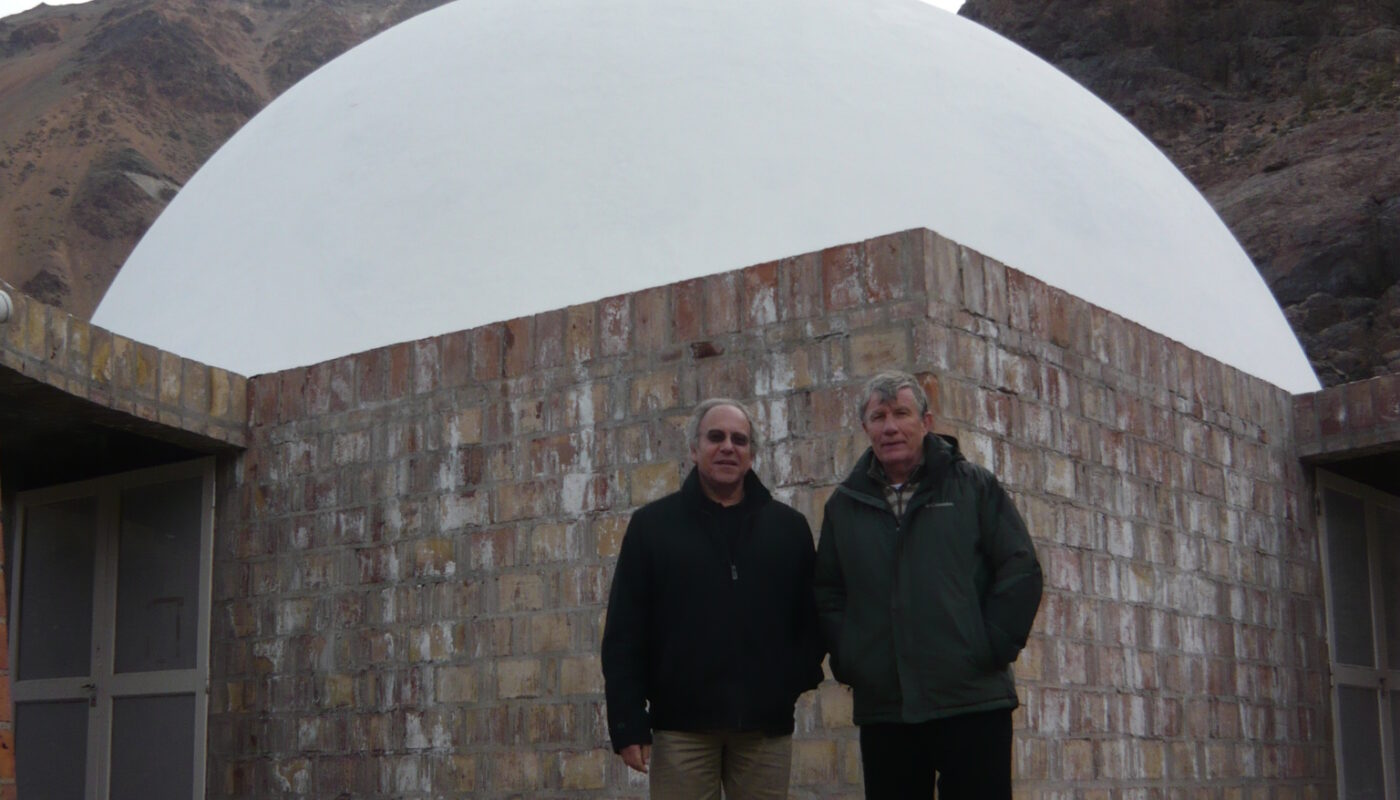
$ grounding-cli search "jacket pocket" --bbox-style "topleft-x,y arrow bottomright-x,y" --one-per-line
835,618 -> 900,704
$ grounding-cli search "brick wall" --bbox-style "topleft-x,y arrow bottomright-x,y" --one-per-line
212,229 -> 1332,798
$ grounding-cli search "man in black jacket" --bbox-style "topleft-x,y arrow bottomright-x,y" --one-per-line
816,371 -> 1043,799
602,398 -> 824,799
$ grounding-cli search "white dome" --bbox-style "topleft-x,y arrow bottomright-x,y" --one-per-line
94,0 -> 1320,393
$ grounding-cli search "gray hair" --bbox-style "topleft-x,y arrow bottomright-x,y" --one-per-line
688,398 -> 759,450
858,371 -> 930,422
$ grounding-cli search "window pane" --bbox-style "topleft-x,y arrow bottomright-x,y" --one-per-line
1380,504 -> 1400,669
1324,489 -> 1375,666
1338,685 -> 1384,800
15,700 -> 88,800
115,477 -> 203,673
110,694 -> 195,800
19,497 -> 97,680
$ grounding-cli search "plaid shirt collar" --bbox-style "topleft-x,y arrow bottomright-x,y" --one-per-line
867,454 -> 926,519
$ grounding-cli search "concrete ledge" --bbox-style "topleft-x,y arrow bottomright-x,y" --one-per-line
0,281 -> 247,449
1294,374 -> 1400,461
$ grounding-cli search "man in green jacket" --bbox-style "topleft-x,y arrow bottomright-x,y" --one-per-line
815,371 -> 1042,799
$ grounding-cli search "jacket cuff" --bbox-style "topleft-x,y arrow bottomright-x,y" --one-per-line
610,726 -> 653,753
984,620 -> 1020,667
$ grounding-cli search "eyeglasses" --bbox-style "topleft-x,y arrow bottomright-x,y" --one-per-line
703,429 -> 751,448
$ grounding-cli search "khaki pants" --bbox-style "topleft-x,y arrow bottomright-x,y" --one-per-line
650,730 -> 792,800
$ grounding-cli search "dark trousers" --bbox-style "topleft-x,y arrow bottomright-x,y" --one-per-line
858,709 -> 1014,800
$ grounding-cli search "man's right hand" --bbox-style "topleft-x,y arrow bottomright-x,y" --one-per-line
620,744 -> 651,773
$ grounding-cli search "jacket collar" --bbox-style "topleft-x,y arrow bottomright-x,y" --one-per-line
841,433 -> 961,497
681,465 -> 772,513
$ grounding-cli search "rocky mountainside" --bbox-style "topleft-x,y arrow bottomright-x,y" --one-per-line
0,0 -> 447,318
963,0 -> 1400,386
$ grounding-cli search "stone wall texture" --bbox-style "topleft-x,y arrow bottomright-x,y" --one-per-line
210,229 -> 1333,798
1294,373 -> 1400,461
0,279 -> 248,449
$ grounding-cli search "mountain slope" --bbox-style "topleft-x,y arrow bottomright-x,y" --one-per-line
963,0 -> 1400,385
0,0 -> 449,317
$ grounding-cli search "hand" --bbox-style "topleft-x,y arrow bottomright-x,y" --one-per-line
620,744 -> 651,773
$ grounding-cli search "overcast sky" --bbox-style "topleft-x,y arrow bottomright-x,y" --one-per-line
1,0 -> 966,25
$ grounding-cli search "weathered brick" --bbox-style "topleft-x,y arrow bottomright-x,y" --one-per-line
633,286 -> 669,350
272,758 -> 311,794
742,261 -> 779,327
474,325 -> 503,380
822,243 -> 865,310
494,481 -> 555,523
529,521 -> 573,562
381,342 -> 410,400
924,232 -> 962,310
533,309 -> 566,369
1045,453 -> 1076,498
436,665 -> 479,703
704,271 -> 741,334
409,622 -> 464,661
182,359 -> 211,415
599,295 -> 630,356
1376,376 -> 1400,422
630,367 -> 681,413
439,330 -> 472,387
630,462 -> 680,504
432,754 -> 477,792
158,350 -> 183,405
321,674 -> 354,708
673,278 -> 705,343
503,316 -> 533,377
780,252 -> 822,320
560,654 -> 603,695
559,749 -> 609,791
413,538 -> 456,578
130,341 -> 158,400
497,658 -> 543,699
499,573 -> 546,612
850,327 -> 909,377
530,613 -> 572,653
595,514 -> 630,558
356,348 -> 386,403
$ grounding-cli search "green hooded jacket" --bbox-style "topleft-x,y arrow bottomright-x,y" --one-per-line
815,433 -> 1043,724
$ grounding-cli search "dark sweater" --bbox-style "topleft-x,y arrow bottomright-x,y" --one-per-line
601,467 -> 825,750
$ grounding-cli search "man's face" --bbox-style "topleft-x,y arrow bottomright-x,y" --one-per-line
861,387 -> 933,473
691,404 -> 754,491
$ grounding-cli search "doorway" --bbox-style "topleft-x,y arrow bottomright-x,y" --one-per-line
9,458 -> 215,800
1317,469 -> 1400,800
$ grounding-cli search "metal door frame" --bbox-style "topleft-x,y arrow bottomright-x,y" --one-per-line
9,457 -> 215,800
1317,469 -> 1400,799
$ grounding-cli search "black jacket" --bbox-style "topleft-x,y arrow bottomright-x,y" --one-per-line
815,434 -> 1043,724
601,467 -> 824,750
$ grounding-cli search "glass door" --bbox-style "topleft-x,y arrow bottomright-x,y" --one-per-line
1317,470 -> 1400,800
10,459 -> 215,800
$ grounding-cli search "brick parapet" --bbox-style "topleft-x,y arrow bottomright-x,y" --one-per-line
0,281 -> 248,448
1293,373 -> 1400,460
212,229 -> 1330,798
